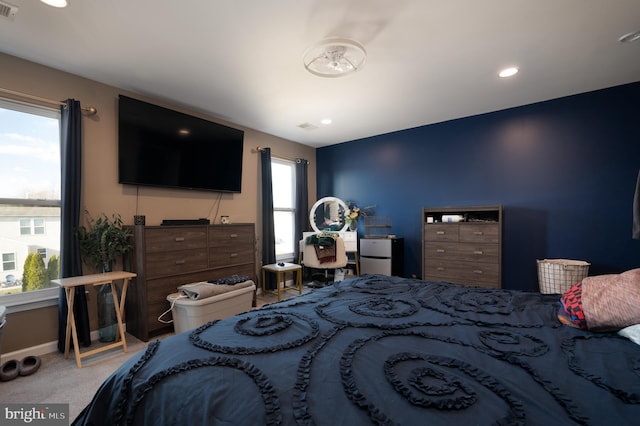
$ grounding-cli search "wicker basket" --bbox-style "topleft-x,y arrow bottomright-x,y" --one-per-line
537,259 -> 590,294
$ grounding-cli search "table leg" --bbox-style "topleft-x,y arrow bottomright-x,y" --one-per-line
65,288 -> 82,368
296,269 -> 302,294
110,280 -> 128,353
276,271 -> 282,301
63,289 -> 72,359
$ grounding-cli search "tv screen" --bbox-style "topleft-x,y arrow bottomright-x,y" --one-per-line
118,95 -> 244,193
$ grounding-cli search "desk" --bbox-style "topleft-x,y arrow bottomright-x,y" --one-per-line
261,263 -> 302,301
52,271 -> 136,368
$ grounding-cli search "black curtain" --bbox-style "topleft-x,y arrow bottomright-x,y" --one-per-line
260,148 -> 277,290
293,158 -> 309,262
634,168 -> 640,239
57,99 -> 91,352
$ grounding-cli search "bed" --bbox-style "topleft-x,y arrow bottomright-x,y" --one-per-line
73,274 -> 640,425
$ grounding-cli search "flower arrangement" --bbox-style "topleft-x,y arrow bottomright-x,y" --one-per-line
345,202 -> 374,224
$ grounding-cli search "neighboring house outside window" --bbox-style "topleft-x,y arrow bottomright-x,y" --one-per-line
0,98 -> 61,309
20,218 -> 45,235
2,252 -> 16,271
271,158 -> 296,261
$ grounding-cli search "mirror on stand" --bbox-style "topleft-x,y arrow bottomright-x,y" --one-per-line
309,196 -> 349,233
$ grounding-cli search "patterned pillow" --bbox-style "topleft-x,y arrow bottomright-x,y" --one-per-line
581,268 -> 640,332
558,281 -> 587,329
559,269 -> 640,332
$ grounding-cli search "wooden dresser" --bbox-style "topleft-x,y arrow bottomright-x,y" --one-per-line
422,205 -> 502,288
125,223 -> 255,341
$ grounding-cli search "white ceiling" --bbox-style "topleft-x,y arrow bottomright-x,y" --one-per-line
1,0 -> 639,148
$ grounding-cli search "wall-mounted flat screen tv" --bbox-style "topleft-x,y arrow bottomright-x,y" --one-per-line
118,95 -> 244,193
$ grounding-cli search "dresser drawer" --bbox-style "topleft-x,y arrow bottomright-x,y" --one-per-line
459,224 -> 500,244
208,225 -> 254,246
209,243 -> 254,268
145,248 -> 209,278
145,227 -> 207,253
425,259 -> 500,287
425,242 -> 499,263
424,224 -> 459,242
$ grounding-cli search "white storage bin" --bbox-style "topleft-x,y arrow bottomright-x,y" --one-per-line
537,259 -> 590,294
166,282 -> 255,334
0,305 -> 5,360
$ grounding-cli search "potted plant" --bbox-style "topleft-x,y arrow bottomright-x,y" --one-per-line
78,212 -> 132,273
77,212 -> 133,342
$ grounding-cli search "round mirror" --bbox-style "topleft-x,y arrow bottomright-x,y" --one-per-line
309,196 -> 349,233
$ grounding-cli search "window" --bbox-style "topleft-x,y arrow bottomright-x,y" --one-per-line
271,158 -> 296,260
2,253 -> 16,271
0,98 -> 61,305
20,218 -> 46,235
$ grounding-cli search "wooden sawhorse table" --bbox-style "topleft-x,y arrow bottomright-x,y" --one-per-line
53,271 -> 136,368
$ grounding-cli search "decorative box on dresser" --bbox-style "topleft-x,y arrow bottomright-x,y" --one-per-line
423,205 -> 502,288
125,223 -> 255,341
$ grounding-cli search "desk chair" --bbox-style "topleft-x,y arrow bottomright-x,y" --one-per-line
301,236 -> 348,287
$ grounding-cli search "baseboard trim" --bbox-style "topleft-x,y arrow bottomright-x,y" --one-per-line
1,325 -> 125,363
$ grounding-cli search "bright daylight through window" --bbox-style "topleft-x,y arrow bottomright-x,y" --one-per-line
272,158 -> 296,260
0,99 -> 61,302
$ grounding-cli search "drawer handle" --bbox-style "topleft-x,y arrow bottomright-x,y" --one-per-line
175,237 -> 185,242
437,267 -> 445,271
473,231 -> 483,236
436,249 -> 445,253
436,231 -> 445,235
230,253 -> 238,257
175,260 -> 186,265
473,269 -> 483,274
230,234 -> 238,238
474,250 -> 484,255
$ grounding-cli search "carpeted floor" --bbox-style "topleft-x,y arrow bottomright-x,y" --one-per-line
1,287 -> 311,422
1,333 -> 152,421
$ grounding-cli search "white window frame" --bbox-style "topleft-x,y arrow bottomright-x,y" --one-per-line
2,252 -> 16,271
272,158 -> 296,261
20,218 -> 46,235
0,98 -> 61,313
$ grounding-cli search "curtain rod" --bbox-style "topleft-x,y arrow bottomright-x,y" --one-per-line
0,87 -> 97,115
256,146 -> 309,164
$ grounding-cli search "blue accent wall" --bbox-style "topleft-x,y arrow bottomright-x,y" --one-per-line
316,82 -> 640,291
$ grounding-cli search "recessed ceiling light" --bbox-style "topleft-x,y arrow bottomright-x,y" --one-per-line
320,118 -> 332,125
498,67 -> 519,78
40,0 -> 68,7
619,30 -> 640,43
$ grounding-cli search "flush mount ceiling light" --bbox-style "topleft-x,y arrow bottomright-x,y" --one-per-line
40,0 -> 67,7
619,30 -> 640,43
303,38 -> 366,78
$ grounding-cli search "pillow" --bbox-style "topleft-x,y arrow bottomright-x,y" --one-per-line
580,268 -> 640,332
558,281 -> 587,330
618,324 -> 640,345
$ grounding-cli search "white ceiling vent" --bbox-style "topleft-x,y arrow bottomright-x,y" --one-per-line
0,1 -> 18,20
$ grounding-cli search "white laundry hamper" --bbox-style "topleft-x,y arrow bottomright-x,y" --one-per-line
0,305 -> 5,361
537,259 -> 590,294
165,281 -> 255,334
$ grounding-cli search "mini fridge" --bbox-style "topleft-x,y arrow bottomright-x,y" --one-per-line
359,237 -> 404,276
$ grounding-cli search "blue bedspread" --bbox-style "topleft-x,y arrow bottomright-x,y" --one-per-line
73,275 -> 640,425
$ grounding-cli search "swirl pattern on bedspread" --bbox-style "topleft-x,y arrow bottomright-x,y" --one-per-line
73,274 -> 640,426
